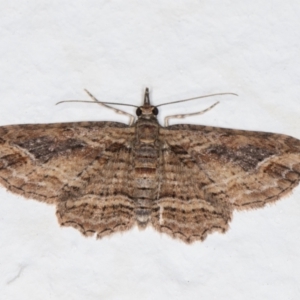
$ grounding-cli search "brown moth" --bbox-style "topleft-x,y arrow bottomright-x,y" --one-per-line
0,88 -> 299,243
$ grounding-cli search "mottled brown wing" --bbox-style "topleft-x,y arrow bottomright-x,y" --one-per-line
151,145 -> 232,243
157,124 -> 300,242
0,122 -> 136,238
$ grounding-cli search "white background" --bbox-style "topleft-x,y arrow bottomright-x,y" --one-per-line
0,1 -> 300,299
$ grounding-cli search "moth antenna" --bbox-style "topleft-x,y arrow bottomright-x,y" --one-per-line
156,92 -> 238,107
54,91 -> 138,125
56,100 -> 138,108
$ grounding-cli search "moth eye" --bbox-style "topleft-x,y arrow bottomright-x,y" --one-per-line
152,107 -> 159,115
136,107 -> 142,116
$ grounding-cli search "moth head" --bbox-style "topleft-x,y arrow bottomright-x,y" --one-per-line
136,88 -> 159,118
136,106 -> 159,118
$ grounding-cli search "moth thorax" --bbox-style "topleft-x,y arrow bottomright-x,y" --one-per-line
136,123 -> 159,143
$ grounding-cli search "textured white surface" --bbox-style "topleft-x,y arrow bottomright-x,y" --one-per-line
0,1 -> 300,299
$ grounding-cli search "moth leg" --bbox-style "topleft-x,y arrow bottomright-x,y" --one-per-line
84,89 -> 136,125
164,101 -> 219,127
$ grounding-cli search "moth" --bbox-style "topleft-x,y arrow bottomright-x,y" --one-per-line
0,88 -> 299,243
